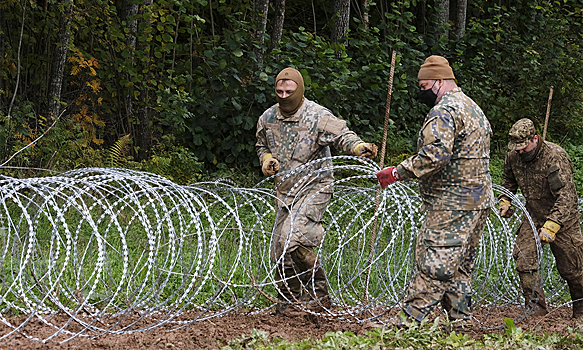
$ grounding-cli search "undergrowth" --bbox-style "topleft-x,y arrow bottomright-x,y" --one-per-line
220,318 -> 583,350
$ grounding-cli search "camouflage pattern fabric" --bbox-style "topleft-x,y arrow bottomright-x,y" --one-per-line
270,190 -> 331,265
404,209 -> 490,321
256,99 -> 364,206
396,87 -> 495,211
514,220 -> 583,281
501,141 -> 583,281
507,118 -> 537,151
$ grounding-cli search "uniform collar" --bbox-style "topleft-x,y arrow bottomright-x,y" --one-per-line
437,87 -> 462,103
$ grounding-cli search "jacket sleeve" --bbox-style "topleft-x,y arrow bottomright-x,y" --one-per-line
398,108 -> 455,180
499,153 -> 519,202
255,115 -> 271,164
547,152 -> 578,226
316,110 -> 363,154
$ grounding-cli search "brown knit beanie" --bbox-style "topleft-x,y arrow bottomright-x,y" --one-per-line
417,55 -> 455,80
275,67 -> 305,117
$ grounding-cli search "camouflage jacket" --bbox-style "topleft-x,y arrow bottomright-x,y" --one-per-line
501,141 -> 580,229
396,88 -> 495,211
256,99 -> 363,204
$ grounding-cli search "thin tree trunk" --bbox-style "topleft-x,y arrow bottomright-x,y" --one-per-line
47,0 -> 72,119
454,0 -> 467,40
331,0 -> 350,45
254,0 -> 269,64
270,0 -> 285,50
0,9 -> 5,111
362,0 -> 369,30
135,0 -> 153,161
435,0 -> 449,39
121,0 -> 138,157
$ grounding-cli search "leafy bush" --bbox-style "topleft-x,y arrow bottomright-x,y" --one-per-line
564,143 -> 583,196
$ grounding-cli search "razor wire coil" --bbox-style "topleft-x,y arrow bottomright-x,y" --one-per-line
0,156 -> 580,341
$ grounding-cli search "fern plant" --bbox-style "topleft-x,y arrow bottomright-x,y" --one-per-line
107,134 -> 131,168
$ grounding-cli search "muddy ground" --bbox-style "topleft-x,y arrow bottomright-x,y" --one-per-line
0,305 -> 581,349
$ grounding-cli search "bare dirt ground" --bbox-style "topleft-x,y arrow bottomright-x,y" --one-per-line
0,305 -> 581,350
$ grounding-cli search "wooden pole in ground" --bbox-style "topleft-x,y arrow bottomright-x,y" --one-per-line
364,49 -> 397,303
542,86 -> 553,142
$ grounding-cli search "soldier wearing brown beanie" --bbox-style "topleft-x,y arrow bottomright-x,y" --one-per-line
377,55 -> 494,327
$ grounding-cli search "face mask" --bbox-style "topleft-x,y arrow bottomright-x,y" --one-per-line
519,141 -> 538,162
418,80 -> 439,107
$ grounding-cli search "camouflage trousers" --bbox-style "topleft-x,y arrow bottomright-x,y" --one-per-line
270,191 -> 332,301
403,209 -> 489,321
514,219 -> 583,280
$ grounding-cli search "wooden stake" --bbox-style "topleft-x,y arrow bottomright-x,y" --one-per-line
364,49 -> 397,303
542,86 -> 553,142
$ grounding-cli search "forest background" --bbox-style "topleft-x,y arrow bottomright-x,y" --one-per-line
0,0 -> 582,190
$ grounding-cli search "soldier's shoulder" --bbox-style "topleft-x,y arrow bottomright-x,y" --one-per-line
545,141 -> 567,152
305,99 -> 332,115
544,141 -> 572,162
259,104 -> 279,121
544,141 -> 570,157
304,100 -> 336,123
505,150 -> 520,164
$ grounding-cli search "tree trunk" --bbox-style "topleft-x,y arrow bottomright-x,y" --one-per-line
362,0 -> 369,30
135,0 -> 153,161
435,0 -> 449,39
254,0 -> 269,64
331,0 -> 350,45
121,0 -> 138,157
47,0 -> 72,119
454,0 -> 467,40
0,9 -> 5,111
271,0 -> 285,48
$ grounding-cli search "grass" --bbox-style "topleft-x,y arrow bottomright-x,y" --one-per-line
219,317 -> 583,349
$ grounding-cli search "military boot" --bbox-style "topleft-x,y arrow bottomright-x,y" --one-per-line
274,267 -> 302,316
519,271 -> 548,317
567,278 -> 583,319
291,246 -> 332,312
298,265 -> 332,310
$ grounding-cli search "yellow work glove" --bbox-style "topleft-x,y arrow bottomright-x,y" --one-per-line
353,143 -> 378,159
539,220 -> 560,243
498,198 -> 515,218
261,153 -> 280,176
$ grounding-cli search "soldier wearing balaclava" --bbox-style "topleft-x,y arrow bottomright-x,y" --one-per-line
255,67 -> 378,318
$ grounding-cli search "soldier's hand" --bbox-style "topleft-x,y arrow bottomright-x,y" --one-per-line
261,154 -> 280,176
353,143 -> 378,159
376,166 -> 401,188
498,198 -> 515,218
539,220 -> 560,243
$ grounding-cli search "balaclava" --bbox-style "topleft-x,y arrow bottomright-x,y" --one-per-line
275,67 -> 305,117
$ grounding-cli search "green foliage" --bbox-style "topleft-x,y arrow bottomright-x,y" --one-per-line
454,0 -> 583,152
218,319 -> 583,349
1,0 -> 582,173
563,142 -> 583,196
489,152 -> 505,186
133,135 -> 205,185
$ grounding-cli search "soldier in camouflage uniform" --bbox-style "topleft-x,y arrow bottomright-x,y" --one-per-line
499,118 -> 583,319
256,67 -> 378,315
376,56 -> 495,323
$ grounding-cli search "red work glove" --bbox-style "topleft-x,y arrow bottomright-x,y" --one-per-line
376,166 -> 401,189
